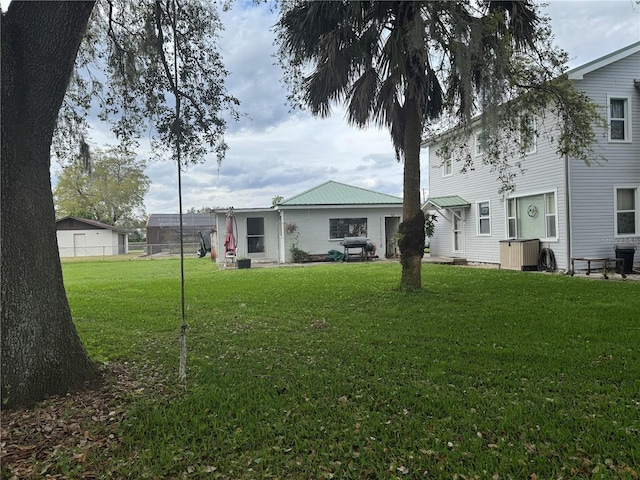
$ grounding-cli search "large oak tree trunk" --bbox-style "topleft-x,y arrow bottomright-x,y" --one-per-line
398,99 -> 425,289
1,1 -> 98,408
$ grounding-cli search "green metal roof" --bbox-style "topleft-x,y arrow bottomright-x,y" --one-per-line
279,180 -> 402,206
423,196 -> 470,209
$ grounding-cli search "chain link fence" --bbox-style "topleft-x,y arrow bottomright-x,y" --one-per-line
59,243 -> 203,260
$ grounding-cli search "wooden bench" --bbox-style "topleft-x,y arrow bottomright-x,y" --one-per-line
307,253 -> 330,262
569,257 -> 626,279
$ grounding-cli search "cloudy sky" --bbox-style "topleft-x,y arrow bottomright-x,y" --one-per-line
70,1 -> 640,213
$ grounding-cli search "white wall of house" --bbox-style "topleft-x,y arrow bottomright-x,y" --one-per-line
427,113 -> 569,268
279,206 -> 402,262
426,44 -> 640,271
57,229 -> 127,257
215,209 -> 281,263
568,50 -> 640,261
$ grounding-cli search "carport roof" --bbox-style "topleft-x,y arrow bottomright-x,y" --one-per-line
423,196 -> 471,209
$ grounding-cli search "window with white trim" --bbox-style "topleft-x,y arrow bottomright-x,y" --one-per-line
477,201 -> 491,235
545,193 -> 557,238
247,217 -> 265,253
507,198 -> 517,238
443,157 -> 452,177
506,192 -> 557,240
329,218 -> 367,239
609,97 -> 631,141
615,187 -> 637,236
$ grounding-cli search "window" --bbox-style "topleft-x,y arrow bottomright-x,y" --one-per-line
616,188 -> 637,236
520,116 -> 536,154
477,201 -> 491,235
474,132 -> 484,157
247,217 -> 265,253
443,157 -> 452,177
329,218 -> 367,239
545,193 -> 557,238
507,198 -> 517,238
609,97 -> 631,141
506,192 -> 557,240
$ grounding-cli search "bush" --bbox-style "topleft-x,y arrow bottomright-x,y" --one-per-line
290,246 -> 309,263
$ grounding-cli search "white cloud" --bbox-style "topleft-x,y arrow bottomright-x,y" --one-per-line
541,0 -> 640,68
144,110 -> 403,211
40,0 -> 640,214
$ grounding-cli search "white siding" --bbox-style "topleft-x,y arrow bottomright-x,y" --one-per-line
426,47 -> 640,271
280,206 -> 402,262
569,51 -> 640,260
215,206 -> 402,264
57,229 -> 125,257
427,114 -> 568,267
216,210 -> 280,262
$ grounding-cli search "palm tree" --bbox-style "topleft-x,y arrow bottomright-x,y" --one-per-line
276,1 -> 542,289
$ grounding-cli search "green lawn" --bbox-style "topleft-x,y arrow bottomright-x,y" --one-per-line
39,260 -> 640,477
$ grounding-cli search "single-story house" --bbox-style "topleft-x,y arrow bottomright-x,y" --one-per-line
56,216 -> 128,257
214,180 -> 404,264
423,41 -> 640,272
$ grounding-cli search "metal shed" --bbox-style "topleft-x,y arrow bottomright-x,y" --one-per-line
146,213 -> 216,255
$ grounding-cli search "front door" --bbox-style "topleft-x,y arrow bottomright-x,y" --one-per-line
452,209 -> 464,254
517,194 -> 545,239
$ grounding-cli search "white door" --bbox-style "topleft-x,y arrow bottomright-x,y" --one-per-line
73,233 -> 86,257
452,209 -> 464,254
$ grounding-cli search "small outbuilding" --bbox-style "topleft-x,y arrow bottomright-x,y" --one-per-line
146,213 -> 216,255
56,216 -> 128,257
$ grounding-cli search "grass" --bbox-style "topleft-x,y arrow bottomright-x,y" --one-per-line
54,260 -> 640,477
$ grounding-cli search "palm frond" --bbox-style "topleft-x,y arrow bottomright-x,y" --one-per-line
347,66 -> 379,127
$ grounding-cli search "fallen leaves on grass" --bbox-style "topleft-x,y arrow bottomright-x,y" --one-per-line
0,363 -> 140,479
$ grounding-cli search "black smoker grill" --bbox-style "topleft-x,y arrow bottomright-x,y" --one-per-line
340,236 -> 375,261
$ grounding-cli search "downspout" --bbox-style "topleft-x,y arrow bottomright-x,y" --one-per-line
278,208 -> 285,264
565,153 -> 572,271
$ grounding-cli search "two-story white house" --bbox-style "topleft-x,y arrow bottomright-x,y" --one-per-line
423,41 -> 640,272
